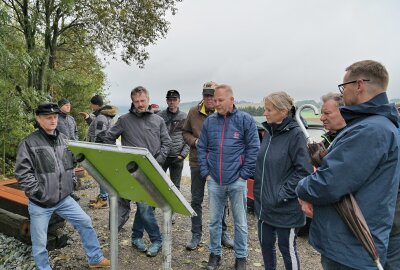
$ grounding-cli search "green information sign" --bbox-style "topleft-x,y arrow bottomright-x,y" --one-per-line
68,141 -> 194,217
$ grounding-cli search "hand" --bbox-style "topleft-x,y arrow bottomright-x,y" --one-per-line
298,198 -> 313,218
78,112 -> 89,119
307,142 -> 327,167
195,139 -> 198,145
206,175 -> 212,181
177,155 -> 184,160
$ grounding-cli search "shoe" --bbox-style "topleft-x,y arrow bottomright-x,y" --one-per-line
89,258 -> 111,268
70,192 -> 80,201
235,258 -> 247,270
89,196 -> 100,204
89,198 -> 108,209
171,213 -> 177,224
185,234 -> 201,250
207,253 -> 221,270
146,241 -> 162,257
221,232 -> 234,249
132,238 -> 147,252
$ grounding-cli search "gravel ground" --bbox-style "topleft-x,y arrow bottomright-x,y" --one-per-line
1,177 -> 322,270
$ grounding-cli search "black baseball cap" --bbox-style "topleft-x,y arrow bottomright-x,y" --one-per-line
35,103 -> 60,115
166,90 -> 180,98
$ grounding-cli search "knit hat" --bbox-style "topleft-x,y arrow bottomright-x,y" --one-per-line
90,95 -> 103,106
57,98 -> 70,108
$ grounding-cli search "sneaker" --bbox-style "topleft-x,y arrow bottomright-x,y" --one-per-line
185,234 -> 201,250
207,253 -> 221,270
221,232 -> 234,249
132,238 -> 147,252
89,196 -> 100,204
235,258 -> 247,270
89,198 -> 108,209
89,258 -> 111,268
171,213 -> 177,224
146,241 -> 162,257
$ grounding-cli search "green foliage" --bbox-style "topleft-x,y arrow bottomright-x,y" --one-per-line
240,106 -> 265,116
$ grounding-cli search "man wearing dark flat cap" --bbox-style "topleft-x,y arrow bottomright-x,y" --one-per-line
15,103 -> 110,269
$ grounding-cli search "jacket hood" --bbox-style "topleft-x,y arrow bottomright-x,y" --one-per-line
262,115 -> 299,135
340,92 -> 399,128
99,105 -> 118,118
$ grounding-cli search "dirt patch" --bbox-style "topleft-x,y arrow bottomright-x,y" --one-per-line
49,177 -> 322,270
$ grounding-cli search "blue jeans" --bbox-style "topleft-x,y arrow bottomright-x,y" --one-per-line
385,233 -> 400,270
117,198 -> 162,244
321,256 -> 357,270
28,196 -> 104,270
208,178 -> 247,258
258,220 -> 300,270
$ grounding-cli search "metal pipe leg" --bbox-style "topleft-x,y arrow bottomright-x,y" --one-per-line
162,207 -> 172,270
109,194 -> 118,270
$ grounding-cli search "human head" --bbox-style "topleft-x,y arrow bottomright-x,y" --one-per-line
202,81 -> 217,110
130,86 -> 150,113
341,60 -> 389,106
166,90 -> 180,113
90,94 -> 103,111
58,98 -> 71,114
263,91 -> 294,124
320,93 -> 346,132
35,103 -> 60,134
214,84 -> 234,115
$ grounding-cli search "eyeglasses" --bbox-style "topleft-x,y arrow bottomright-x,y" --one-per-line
338,79 -> 370,94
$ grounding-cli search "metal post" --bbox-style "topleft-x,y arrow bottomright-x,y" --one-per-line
295,104 -> 319,143
127,161 -> 172,270
78,156 -> 119,270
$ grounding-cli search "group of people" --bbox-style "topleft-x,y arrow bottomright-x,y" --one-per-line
14,59 -> 400,270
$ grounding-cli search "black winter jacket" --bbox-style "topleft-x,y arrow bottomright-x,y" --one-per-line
253,116 -> 313,228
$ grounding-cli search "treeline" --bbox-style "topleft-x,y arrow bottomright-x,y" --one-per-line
0,1 -> 180,177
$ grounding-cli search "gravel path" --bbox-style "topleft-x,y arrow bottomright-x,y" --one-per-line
0,177 -> 322,270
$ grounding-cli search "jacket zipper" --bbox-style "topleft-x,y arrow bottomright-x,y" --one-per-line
258,129 -> 273,220
219,115 -> 227,185
52,141 -> 62,200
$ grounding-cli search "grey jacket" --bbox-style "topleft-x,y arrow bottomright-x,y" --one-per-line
57,112 -> 78,140
157,108 -> 189,158
103,105 -> 171,164
15,129 -> 75,207
86,106 -> 117,142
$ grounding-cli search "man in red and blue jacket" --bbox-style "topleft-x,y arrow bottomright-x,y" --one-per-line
197,84 -> 260,270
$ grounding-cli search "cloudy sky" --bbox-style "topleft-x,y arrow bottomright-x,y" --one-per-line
104,0 -> 400,107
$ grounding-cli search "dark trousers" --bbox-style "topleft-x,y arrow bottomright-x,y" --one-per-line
118,198 -> 162,244
162,156 -> 184,190
190,166 -> 228,236
321,256 -> 358,270
258,220 -> 300,270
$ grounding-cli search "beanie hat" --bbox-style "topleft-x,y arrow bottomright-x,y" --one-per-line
57,98 -> 70,108
90,95 -> 103,106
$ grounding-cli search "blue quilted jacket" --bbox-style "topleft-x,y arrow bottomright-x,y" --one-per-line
197,107 -> 260,185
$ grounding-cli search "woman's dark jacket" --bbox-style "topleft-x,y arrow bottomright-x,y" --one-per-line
253,116 -> 313,228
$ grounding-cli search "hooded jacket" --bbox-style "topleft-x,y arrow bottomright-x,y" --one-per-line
157,108 -> 190,158
15,129 -> 74,207
102,104 -> 171,164
296,92 -> 400,269
86,105 -> 117,142
253,116 -> 313,228
182,101 -> 215,167
197,106 -> 260,185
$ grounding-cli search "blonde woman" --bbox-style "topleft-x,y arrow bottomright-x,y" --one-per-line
253,92 -> 313,270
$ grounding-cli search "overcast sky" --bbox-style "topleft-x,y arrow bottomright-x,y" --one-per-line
103,0 -> 400,107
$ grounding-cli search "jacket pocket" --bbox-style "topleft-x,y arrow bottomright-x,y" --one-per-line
34,149 -> 55,174
62,148 -> 75,170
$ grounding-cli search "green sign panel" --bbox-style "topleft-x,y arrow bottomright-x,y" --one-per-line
68,142 -> 194,217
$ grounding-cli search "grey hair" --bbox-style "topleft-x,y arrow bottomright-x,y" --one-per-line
321,92 -> 344,107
